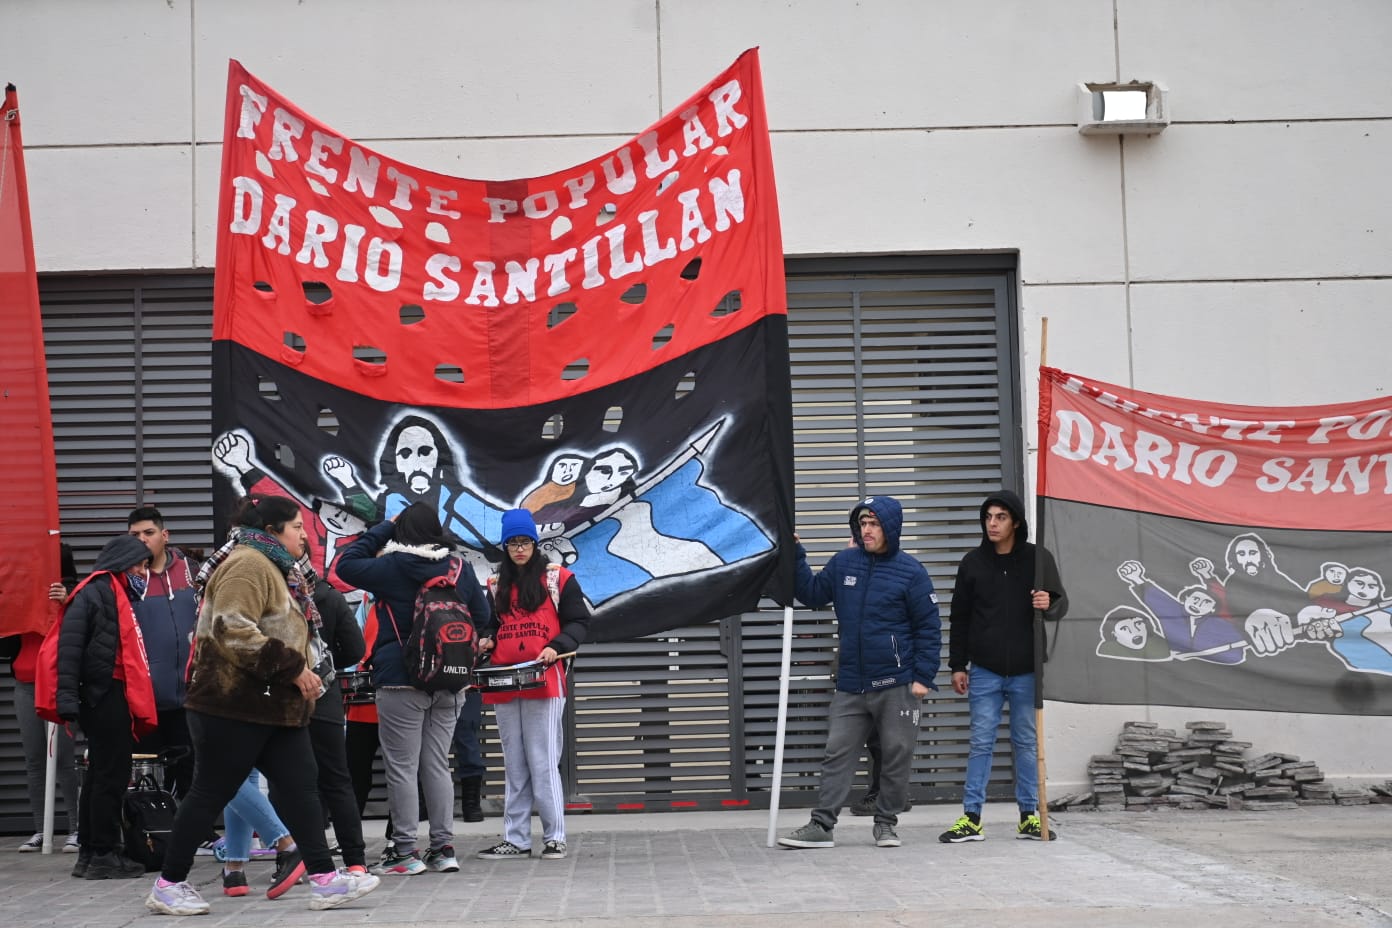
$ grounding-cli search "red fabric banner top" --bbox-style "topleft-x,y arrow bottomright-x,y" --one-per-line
0,85 -> 61,637
214,50 -> 785,409
1038,367 -> 1392,533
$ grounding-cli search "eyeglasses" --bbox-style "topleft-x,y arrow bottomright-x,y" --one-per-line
505,540 -> 535,551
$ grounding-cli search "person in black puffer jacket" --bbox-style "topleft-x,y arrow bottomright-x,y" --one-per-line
56,534 -> 156,880
939,489 -> 1068,845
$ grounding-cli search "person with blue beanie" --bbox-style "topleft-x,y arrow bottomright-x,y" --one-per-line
475,509 -> 590,861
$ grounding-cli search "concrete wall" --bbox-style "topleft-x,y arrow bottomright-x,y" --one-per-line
5,0 -> 1390,789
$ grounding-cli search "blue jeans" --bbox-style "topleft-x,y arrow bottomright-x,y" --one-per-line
222,770 -> 289,863
962,666 -> 1038,815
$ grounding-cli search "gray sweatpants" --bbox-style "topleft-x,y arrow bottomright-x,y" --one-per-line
14,680 -> 80,835
810,685 -> 921,829
375,687 -> 462,854
494,695 -> 567,848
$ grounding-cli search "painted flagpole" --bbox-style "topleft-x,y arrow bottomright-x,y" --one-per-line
1034,317 -> 1052,842
766,604 -> 794,846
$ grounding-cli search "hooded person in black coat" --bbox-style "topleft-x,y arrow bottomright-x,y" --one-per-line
56,534 -> 154,879
939,490 -> 1067,845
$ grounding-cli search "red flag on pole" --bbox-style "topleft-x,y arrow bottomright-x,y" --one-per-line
0,84 -> 61,636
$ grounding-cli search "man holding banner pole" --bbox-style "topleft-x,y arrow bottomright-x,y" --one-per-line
939,490 -> 1067,843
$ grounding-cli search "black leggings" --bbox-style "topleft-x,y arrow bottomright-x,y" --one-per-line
270,718 -> 366,868
160,712 -> 332,882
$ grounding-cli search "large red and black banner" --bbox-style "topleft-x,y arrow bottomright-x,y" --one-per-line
1038,367 -> 1392,715
211,52 -> 794,641
0,84 -> 61,637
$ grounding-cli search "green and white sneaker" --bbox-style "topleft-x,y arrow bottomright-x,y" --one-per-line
939,815 -> 985,843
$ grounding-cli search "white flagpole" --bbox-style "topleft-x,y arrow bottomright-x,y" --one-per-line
42,722 -> 58,854
765,604 -> 794,847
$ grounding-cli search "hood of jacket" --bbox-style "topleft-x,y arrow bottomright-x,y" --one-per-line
93,534 -> 153,574
979,489 -> 1029,547
848,495 -> 904,556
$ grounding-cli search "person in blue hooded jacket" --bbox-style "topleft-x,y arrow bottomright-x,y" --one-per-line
778,496 -> 941,851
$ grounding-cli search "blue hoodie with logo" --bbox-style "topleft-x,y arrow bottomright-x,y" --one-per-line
794,496 -> 942,694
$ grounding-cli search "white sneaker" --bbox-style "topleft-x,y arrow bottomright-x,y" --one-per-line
18,833 -> 43,852
146,879 -> 211,916
307,868 -> 380,910
63,833 -> 80,854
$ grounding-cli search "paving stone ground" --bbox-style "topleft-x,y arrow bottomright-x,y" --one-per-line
2,803 -> 1389,927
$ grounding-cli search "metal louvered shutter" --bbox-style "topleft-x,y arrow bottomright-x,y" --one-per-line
568,256 -> 1024,809
40,275 -> 216,569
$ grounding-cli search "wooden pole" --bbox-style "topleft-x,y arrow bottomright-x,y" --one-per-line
1035,317 -> 1052,842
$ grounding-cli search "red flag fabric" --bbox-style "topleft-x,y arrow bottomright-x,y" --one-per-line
0,84 -> 61,637
209,51 -> 796,641
1038,367 -> 1392,715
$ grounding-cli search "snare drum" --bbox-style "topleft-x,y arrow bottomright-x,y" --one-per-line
473,658 -> 549,694
339,670 -> 376,705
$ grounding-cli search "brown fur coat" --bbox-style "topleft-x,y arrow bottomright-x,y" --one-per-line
184,547 -> 315,727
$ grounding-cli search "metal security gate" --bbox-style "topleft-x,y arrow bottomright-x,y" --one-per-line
564,256 -> 1024,809
0,256 -> 1022,831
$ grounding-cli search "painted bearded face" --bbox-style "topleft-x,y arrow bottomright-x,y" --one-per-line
395,426 -> 439,495
1234,540 -> 1263,576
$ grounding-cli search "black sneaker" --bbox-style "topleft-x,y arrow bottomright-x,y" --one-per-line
1017,813 -> 1058,841
939,815 -> 985,843
267,847 -> 305,899
70,848 -> 92,879
849,793 -> 878,816
84,851 -> 146,879
777,821 -> 834,849
540,840 -> 567,860
477,840 -> 531,860
222,868 -> 250,897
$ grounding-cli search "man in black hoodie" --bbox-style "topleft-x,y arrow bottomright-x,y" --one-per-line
939,490 -> 1067,843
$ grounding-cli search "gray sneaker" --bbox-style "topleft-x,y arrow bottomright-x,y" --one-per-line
146,878 -> 211,916
777,821 -> 834,849
873,823 -> 901,848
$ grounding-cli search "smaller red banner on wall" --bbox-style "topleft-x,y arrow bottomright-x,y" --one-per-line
1038,367 -> 1392,533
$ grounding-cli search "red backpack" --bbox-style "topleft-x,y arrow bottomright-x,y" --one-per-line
392,557 -> 477,693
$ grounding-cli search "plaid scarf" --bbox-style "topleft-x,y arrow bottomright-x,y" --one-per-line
196,527 -> 322,630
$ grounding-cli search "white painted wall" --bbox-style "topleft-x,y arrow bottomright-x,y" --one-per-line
4,0 -> 1390,789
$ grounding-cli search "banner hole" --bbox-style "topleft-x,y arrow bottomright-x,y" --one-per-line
353,345 -> 386,366
317,406 -> 339,436
548,301 -> 579,329
434,364 -> 465,384
710,290 -> 743,317
303,281 -> 333,305
652,324 -> 674,350
562,358 -> 590,381
603,406 -> 624,433
400,304 -> 426,325
596,204 -> 617,227
258,376 -> 280,401
274,443 -> 295,469
620,283 -> 647,305
680,257 -> 702,281
283,331 -> 306,353
542,414 -> 565,440
252,280 -> 274,294
675,371 -> 696,400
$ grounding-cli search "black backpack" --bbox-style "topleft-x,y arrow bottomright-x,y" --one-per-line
392,557 -> 477,693
122,774 -> 177,872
